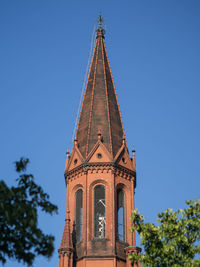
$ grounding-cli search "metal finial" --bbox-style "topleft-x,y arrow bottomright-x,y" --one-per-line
98,14 -> 104,29
96,14 -> 105,37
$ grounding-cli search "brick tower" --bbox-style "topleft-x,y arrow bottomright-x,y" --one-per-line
59,16 -> 141,267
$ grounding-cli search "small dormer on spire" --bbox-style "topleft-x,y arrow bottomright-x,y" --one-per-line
96,14 -> 105,38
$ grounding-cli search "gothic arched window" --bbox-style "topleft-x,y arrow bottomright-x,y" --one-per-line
117,189 -> 125,241
75,189 -> 83,242
94,185 -> 106,238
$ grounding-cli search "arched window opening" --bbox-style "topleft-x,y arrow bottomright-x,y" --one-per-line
94,185 -> 106,238
117,189 -> 125,241
75,189 -> 83,242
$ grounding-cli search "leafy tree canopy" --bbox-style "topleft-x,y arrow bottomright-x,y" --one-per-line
0,158 -> 58,266
130,199 -> 200,267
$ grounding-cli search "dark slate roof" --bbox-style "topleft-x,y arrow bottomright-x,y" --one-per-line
75,29 -> 125,159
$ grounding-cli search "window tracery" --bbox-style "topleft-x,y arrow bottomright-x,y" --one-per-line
94,185 -> 106,238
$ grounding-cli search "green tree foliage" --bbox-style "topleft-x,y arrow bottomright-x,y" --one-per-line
0,158 -> 58,266
130,199 -> 200,267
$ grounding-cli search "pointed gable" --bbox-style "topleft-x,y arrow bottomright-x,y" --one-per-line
117,148 -> 135,171
67,145 -> 84,172
86,138 -> 113,163
75,28 -> 125,159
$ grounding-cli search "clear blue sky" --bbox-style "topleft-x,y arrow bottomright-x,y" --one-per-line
0,1 -> 200,266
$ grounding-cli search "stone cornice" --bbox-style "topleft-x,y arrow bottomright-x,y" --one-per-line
64,162 -> 136,186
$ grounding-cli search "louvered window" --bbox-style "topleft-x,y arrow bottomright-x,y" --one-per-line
75,189 -> 83,242
94,185 -> 106,238
117,189 -> 125,241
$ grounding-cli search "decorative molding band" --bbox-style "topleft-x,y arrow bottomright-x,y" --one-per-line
65,162 -> 136,184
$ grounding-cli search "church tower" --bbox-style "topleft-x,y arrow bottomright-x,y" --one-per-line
59,16 -> 141,267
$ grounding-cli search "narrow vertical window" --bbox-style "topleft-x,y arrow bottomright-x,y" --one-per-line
75,189 -> 83,242
94,185 -> 106,238
117,189 -> 125,241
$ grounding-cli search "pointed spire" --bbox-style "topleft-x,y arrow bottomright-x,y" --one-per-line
59,211 -> 72,251
75,16 -> 125,159
66,148 -> 70,158
132,146 -> 136,171
65,149 -> 70,172
98,129 -> 102,140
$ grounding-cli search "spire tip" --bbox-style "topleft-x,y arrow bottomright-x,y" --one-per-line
96,14 -> 105,38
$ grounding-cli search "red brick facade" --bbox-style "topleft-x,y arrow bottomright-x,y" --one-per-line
59,26 -> 140,267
